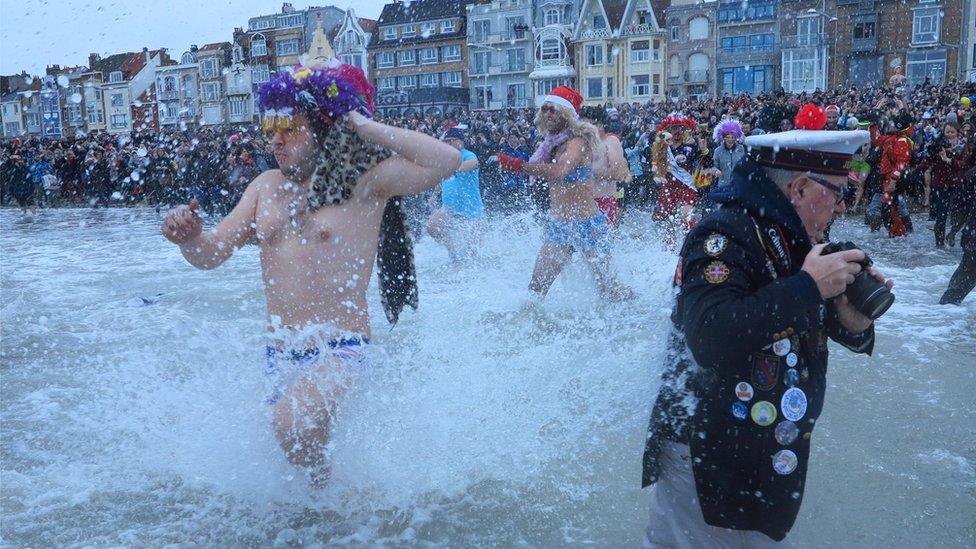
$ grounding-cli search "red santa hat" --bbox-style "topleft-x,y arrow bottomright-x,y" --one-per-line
541,86 -> 583,118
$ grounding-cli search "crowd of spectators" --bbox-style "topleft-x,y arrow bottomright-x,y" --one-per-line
2,78 -> 973,247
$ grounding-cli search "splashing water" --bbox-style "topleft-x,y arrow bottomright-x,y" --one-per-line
1,209 -> 972,546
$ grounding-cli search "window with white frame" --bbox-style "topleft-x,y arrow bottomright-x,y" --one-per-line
472,51 -> 490,74
541,38 -> 562,60
200,58 -> 218,79
442,19 -> 456,33
111,93 -> 124,107
586,44 -> 604,66
378,77 -> 396,91
5,122 -> 21,135
402,24 -> 416,37
912,8 -> 940,45
278,14 -> 302,28
68,103 -> 82,123
276,39 -> 300,56
421,47 -> 439,64
110,114 -> 128,128
631,74 -> 650,96
109,71 -> 123,83
671,25 -> 680,41
88,106 -> 103,124
252,64 -> 270,83
443,71 -> 462,86
202,82 -> 220,101
606,77 -> 614,97
637,9 -> 651,25
506,16 -> 526,39
26,112 -> 40,127
377,51 -> 395,68
506,48 -> 526,71
421,73 -> 439,87
249,18 -> 273,31
229,98 -> 248,116
689,17 -> 709,40
182,52 -> 196,64
631,40 -> 650,62
544,8 -> 561,26
399,50 -> 417,65
399,75 -> 418,89
473,20 -> 490,42
442,44 -> 461,61
587,77 -> 603,97
251,35 -> 267,56
653,73 -> 661,95
233,46 -> 242,63
421,22 -> 435,37
653,39 -> 661,61
384,27 -> 397,40
907,49 -> 947,85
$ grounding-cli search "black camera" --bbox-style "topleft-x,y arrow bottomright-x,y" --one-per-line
821,241 -> 895,320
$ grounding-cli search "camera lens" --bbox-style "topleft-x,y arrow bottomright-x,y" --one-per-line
845,272 -> 895,320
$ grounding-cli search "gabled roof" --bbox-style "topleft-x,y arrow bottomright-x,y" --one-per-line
91,52 -> 139,76
650,0 -> 669,29
377,0 -> 467,26
604,0 -> 629,29
200,42 -> 232,52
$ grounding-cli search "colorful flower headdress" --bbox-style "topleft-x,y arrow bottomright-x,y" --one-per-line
257,60 -> 375,135
713,119 -> 743,141
656,113 -> 697,133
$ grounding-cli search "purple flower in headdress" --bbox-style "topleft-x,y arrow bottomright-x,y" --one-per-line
713,119 -> 744,142
257,64 -> 372,126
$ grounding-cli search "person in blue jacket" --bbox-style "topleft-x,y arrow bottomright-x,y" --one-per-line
426,127 -> 485,262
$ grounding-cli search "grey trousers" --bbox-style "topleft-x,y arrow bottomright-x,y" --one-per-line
643,442 -> 791,549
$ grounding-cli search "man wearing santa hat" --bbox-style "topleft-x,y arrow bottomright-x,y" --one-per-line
497,86 -> 634,302
641,104 -> 893,546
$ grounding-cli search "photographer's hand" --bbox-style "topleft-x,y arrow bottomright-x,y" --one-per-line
802,244 -> 866,299
834,265 -> 894,333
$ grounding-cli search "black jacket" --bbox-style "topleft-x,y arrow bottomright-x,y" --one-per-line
641,158 -> 875,541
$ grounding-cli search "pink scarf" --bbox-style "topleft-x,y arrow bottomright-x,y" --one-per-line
529,130 -> 572,164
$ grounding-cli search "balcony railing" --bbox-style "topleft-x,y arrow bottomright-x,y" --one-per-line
685,70 -> 709,83
581,28 -> 611,40
622,23 -> 653,36
668,75 -> 682,85
851,36 -> 877,52
536,57 -> 570,68
158,90 -> 179,100
781,34 -> 828,49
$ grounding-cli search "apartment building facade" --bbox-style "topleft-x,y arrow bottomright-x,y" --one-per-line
370,0 -> 470,116
466,0 -> 534,110
665,0 -> 718,99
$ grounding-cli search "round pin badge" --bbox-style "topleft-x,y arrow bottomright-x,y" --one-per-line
772,338 -> 791,357
784,368 -> 799,387
704,233 -> 728,256
772,449 -> 799,475
786,352 -> 798,367
750,400 -> 777,427
775,420 -> 799,445
735,381 -> 755,402
781,387 -> 808,422
731,401 -> 748,420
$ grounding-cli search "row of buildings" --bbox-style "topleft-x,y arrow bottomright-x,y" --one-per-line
2,0 -> 975,138
370,0 -> 975,116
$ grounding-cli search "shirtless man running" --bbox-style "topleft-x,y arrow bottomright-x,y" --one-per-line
162,63 -> 460,483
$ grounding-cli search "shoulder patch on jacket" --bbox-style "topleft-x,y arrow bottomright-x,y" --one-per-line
704,233 -> 728,256
704,260 -> 730,284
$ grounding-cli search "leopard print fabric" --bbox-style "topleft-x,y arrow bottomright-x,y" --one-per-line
306,123 -> 418,326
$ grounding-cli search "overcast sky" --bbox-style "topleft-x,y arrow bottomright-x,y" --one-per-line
0,0 -> 389,75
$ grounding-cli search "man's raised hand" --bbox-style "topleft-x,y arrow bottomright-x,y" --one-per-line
163,199 -> 203,245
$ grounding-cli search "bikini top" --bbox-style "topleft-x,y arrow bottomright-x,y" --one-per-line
560,165 -> 593,185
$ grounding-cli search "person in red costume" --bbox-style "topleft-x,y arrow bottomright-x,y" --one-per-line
651,114 -> 701,247
869,111 -> 914,237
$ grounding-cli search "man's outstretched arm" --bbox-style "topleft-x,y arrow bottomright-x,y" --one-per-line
348,112 -> 461,198
162,172 -> 262,269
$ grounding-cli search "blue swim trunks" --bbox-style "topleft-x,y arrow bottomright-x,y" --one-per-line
264,337 -> 370,405
544,213 -> 612,254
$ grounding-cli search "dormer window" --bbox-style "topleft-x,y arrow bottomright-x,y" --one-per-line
442,19 -> 456,33
544,8 -> 561,26
384,27 -> 397,40
402,24 -> 416,37
109,71 -> 123,83
181,52 -> 196,64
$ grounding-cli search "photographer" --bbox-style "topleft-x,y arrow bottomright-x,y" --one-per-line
641,104 -> 894,546
928,121 -> 972,248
